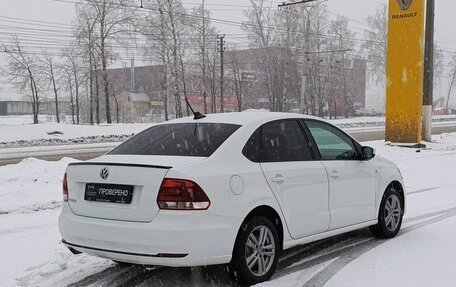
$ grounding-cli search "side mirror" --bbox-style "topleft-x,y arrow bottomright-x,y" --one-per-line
362,146 -> 376,160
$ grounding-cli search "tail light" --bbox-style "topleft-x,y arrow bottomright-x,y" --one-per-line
157,178 -> 210,210
63,173 -> 69,202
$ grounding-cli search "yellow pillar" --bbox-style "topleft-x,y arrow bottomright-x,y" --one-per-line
385,0 -> 426,143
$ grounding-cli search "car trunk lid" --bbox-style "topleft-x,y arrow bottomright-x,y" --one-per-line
65,155 -> 205,222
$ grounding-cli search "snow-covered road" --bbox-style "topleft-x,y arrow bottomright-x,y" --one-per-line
1,133 -> 456,286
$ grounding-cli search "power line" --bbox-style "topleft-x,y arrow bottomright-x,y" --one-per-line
278,0 -> 319,8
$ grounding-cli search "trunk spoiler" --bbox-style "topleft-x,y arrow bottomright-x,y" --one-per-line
68,162 -> 172,169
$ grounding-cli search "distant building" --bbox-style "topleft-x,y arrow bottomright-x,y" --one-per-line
105,48 -> 367,118
0,100 -> 70,116
116,92 -> 152,122
108,64 -> 163,101
0,101 -> 31,115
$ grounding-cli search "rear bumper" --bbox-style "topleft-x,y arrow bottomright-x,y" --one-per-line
59,204 -> 241,267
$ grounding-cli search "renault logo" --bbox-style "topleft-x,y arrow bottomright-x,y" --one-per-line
397,0 -> 413,10
100,167 -> 109,180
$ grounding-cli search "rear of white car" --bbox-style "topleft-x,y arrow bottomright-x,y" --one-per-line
59,121 -> 246,266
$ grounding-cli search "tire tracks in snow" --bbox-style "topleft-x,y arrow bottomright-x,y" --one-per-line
301,206 -> 456,287
66,265 -> 165,287
0,201 -> 62,216
64,207 -> 456,287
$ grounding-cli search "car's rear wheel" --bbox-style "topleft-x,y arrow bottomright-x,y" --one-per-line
370,185 -> 403,238
230,216 -> 280,286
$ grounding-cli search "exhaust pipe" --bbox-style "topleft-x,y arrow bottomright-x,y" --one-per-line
68,247 -> 82,255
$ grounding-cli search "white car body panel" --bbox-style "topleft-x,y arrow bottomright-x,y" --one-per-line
59,112 -> 405,268
260,161 -> 330,239
59,204 -> 239,266
322,160 -> 377,230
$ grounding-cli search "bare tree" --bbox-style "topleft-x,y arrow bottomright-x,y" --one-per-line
243,0 -> 280,111
141,1 -> 170,120
190,4 -> 218,114
362,4 -> 387,84
433,44 -> 444,90
227,51 -> 243,112
80,0 -> 135,123
39,50 -> 61,123
61,64 -> 76,124
74,4 -> 100,125
275,8 -> 301,112
62,45 -> 85,124
207,44 -> 220,113
329,16 -> 355,118
1,36 -> 40,123
446,54 -> 456,112
161,0 -> 188,118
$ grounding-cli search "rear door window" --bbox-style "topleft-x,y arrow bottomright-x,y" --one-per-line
110,123 -> 241,157
259,120 -> 312,162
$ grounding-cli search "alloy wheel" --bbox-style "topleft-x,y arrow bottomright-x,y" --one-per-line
244,225 -> 276,277
384,194 -> 402,232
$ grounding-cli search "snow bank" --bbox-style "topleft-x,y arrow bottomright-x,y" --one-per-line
0,157 -> 76,214
0,115 -> 152,148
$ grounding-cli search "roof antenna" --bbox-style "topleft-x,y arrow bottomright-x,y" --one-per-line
185,97 -> 206,120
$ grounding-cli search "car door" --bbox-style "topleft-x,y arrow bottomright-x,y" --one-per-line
258,119 -> 330,239
303,120 -> 376,230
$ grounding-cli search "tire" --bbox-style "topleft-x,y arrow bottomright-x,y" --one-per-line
230,216 -> 280,286
370,185 -> 404,238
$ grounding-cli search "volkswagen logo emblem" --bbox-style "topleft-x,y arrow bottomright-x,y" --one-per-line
100,167 -> 109,180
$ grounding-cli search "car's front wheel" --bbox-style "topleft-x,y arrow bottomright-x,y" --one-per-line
370,185 -> 404,238
230,216 -> 280,286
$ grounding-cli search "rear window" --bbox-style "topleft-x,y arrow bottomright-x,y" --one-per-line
109,123 -> 241,157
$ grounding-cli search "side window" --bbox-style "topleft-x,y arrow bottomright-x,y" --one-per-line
259,120 -> 312,162
305,120 -> 359,161
242,129 -> 261,162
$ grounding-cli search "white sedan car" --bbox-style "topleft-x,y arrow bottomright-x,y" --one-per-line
59,112 -> 405,285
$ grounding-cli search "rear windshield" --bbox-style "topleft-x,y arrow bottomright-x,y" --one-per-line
109,123 -> 241,157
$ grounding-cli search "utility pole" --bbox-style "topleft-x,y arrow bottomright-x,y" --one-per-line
218,34 -> 225,113
422,0 -> 435,141
304,13 -> 311,114
130,58 -> 135,93
202,0 -> 208,114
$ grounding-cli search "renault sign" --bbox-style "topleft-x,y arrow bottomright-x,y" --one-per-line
385,0 -> 425,143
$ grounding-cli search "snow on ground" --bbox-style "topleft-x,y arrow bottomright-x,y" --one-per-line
1,133 -> 456,286
0,158 -> 76,214
0,115 -> 152,148
325,216 -> 456,287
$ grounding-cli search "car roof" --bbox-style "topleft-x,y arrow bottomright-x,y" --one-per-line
165,111 -> 323,126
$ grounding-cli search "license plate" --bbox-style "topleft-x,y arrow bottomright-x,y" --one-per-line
84,183 -> 134,204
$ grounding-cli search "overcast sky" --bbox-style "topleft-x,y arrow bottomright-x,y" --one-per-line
1,0 -> 456,101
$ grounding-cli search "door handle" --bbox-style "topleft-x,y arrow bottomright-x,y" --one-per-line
272,175 -> 286,184
329,170 -> 340,179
